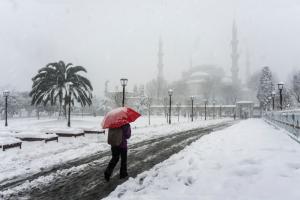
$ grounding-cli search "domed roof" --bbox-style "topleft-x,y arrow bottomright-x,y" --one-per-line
182,64 -> 224,80
221,76 -> 232,85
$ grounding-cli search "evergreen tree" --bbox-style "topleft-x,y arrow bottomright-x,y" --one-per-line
257,66 -> 273,109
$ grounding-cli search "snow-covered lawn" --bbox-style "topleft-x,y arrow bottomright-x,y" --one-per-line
105,119 -> 300,200
0,116 -> 231,184
0,115 -> 188,133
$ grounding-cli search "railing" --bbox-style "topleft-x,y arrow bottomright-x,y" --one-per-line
264,110 -> 300,138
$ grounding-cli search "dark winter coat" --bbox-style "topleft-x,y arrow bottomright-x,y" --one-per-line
119,124 -> 131,149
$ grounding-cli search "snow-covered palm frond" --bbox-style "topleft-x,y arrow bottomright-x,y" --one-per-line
30,61 -> 93,108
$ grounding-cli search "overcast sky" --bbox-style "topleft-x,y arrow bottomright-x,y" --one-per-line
1,0 -> 300,95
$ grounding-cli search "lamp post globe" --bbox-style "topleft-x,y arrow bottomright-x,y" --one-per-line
3,90 -> 10,97
120,78 -> 128,87
168,89 -> 173,124
277,82 -> 284,90
168,89 -> 173,96
120,78 -> 128,107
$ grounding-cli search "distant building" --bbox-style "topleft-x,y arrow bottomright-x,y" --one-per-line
181,64 -> 230,99
156,37 -> 166,100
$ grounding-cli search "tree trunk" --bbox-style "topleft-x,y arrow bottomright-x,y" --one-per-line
148,107 -> 151,126
58,103 -> 62,118
67,92 -> 71,127
63,104 -> 67,119
37,107 -> 40,120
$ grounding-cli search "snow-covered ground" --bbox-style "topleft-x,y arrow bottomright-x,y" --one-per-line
0,116 -> 231,184
0,115 -> 176,133
104,119 -> 300,200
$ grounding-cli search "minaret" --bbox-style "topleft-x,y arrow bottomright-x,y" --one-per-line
231,20 -> 240,85
245,49 -> 251,83
157,37 -> 164,100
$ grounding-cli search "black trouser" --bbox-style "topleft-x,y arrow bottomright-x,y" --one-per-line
105,146 -> 128,177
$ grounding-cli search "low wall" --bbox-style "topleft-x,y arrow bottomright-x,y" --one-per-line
264,110 -> 300,138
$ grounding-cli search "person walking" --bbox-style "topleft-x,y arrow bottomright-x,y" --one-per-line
104,123 -> 131,181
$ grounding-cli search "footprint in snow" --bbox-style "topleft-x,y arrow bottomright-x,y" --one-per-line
287,162 -> 300,170
188,158 -> 194,165
184,176 -> 195,186
239,158 -> 261,165
138,176 -> 146,185
117,189 -> 127,198
212,163 -> 222,170
232,167 -> 260,177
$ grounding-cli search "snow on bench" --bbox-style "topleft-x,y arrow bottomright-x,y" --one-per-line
83,127 -> 105,134
44,128 -> 85,137
13,131 -> 58,143
0,136 -> 22,151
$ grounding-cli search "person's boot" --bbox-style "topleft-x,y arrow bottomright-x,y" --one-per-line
120,172 -> 128,179
104,171 -> 110,182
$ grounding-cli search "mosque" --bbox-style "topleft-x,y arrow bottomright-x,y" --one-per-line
155,21 -> 249,103
152,21 -> 259,118
104,21 -> 259,118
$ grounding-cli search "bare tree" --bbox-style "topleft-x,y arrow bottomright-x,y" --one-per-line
145,97 -> 152,125
134,96 -> 148,114
291,71 -> 300,104
113,92 -> 123,107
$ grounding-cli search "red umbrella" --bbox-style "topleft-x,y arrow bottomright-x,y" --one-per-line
101,107 -> 141,129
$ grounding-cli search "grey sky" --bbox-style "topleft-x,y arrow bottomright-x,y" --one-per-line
0,0 -> 300,95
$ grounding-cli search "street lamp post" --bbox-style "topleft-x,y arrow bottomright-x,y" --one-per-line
3,90 -> 9,127
68,90 -> 71,127
278,82 -> 284,110
204,100 -> 208,120
168,89 -> 173,124
212,100 -> 216,119
191,96 -> 194,122
271,91 -> 276,110
120,78 -> 128,107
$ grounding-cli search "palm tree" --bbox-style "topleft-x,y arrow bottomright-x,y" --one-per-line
30,61 -> 93,127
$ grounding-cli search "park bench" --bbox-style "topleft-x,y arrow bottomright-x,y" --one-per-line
45,128 -> 85,138
55,132 -> 85,137
0,137 -> 22,151
15,132 -> 59,143
83,129 -> 105,134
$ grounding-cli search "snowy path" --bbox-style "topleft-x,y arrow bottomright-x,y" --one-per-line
105,119 -> 300,200
0,121 -> 235,199
0,117 -> 231,189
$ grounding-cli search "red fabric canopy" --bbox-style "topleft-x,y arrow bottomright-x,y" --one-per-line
101,107 -> 141,129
